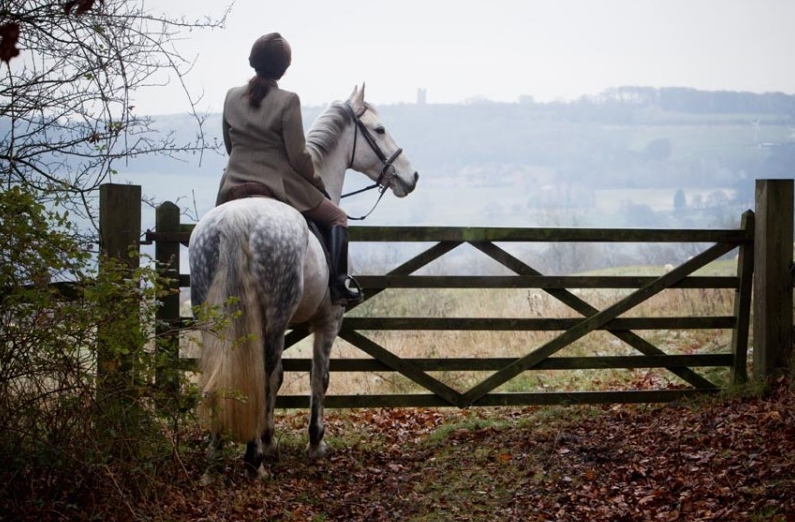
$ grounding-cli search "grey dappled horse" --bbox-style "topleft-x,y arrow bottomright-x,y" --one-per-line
189,85 -> 418,479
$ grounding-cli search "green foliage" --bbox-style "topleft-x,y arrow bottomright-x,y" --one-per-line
1,2 -> 226,517
0,186 -> 87,286
0,186 -> 198,515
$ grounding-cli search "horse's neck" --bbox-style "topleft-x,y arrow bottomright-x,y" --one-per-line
311,130 -> 353,205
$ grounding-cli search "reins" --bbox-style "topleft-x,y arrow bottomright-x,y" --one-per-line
340,101 -> 403,221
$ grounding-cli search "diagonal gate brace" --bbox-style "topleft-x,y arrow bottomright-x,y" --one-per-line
462,241 -> 738,405
470,241 -> 724,390
339,328 -> 464,407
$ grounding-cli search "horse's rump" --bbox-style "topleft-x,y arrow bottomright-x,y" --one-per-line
190,198 -> 312,442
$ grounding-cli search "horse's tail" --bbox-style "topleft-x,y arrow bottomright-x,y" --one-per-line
198,232 -> 265,443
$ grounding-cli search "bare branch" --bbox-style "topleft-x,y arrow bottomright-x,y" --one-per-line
0,0 -> 229,228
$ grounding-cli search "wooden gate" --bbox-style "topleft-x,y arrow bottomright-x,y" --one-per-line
282,218 -> 754,408
133,179 -> 794,408
146,210 -> 763,409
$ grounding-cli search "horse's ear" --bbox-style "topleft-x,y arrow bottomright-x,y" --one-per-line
348,83 -> 365,114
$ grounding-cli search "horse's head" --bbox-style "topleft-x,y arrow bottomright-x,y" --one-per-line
346,84 -> 419,198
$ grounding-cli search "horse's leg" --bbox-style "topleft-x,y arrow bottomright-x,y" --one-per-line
240,330 -> 284,479
261,331 -> 285,460
307,306 -> 344,459
243,437 -> 264,478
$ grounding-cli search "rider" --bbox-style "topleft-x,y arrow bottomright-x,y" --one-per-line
216,32 -> 362,306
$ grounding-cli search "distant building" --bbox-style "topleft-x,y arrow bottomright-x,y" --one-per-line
417,88 -> 427,105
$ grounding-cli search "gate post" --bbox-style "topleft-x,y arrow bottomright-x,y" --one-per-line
155,201 -> 181,400
97,184 -> 142,393
730,210 -> 754,384
753,179 -> 794,380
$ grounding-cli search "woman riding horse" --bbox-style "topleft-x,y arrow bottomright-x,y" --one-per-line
215,32 -> 362,306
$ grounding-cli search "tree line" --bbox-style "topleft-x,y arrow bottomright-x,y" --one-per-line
583,86 -> 795,115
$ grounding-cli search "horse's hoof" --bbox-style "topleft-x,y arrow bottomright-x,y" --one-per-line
247,463 -> 270,481
307,440 -> 328,460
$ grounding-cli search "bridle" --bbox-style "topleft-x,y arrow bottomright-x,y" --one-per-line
340,101 -> 403,220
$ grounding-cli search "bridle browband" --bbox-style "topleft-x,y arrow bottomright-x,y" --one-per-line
340,101 -> 403,220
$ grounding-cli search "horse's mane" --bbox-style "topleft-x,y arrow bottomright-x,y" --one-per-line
306,101 -> 377,160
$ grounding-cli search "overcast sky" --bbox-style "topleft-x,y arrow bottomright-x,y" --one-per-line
141,0 -> 795,115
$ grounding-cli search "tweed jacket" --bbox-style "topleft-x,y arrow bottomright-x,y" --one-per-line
216,85 -> 325,211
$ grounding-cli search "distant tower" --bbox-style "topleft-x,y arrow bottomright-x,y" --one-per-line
417,88 -> 427,105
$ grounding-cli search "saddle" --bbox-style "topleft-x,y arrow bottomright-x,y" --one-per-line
219,182 -> 276,203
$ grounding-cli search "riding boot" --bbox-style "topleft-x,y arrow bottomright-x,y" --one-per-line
328,226 -> 363,306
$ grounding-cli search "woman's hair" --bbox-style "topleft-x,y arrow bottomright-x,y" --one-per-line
246,33 -> 292,108
247,76 -> 277,108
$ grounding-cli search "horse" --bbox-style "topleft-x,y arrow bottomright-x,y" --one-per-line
188,84 -> 418,479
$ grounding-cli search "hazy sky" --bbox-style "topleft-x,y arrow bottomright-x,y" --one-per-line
142,0 -> 795,115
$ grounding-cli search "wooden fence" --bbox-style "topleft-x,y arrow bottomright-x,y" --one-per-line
116,179 -> 792,409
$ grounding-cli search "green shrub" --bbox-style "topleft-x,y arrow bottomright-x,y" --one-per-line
0,186 -> 197,517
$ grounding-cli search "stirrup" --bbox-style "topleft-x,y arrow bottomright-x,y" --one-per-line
331,276 -> 364,306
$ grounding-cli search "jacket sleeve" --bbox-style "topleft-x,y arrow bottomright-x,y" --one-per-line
222,90 -> 232,155
222,118 -> 232,155
282,93 -> 325,191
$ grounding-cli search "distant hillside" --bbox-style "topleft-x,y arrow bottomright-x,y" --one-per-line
120,87 -> 795,229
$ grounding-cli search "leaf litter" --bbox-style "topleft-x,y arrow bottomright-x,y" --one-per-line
5,380 -> 794,521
